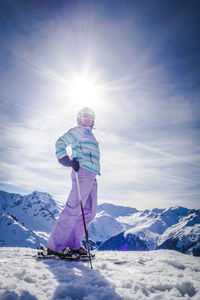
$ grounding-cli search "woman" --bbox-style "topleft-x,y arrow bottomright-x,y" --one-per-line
47,107 -> 100,257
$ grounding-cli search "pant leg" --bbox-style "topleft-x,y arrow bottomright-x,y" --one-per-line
47,168 -> 96,252
66,178 -> 97,250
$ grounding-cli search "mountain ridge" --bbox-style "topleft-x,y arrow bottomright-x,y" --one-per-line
0,190 -> 199,256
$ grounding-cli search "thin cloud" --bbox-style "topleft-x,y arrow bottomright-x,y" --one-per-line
135,142 -> 200,168
0,0 -> 200,210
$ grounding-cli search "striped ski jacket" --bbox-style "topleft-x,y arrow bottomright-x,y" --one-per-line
55,125 -> 100,175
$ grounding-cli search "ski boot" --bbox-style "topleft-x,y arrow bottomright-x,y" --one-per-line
73,246 -> 95,260
37,244 -> 80,261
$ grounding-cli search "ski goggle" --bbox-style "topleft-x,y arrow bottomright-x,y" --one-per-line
81,111 -> 95,121
77,107 -> 95,125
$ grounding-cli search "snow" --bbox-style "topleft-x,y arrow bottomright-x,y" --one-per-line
0,190 -> 59,233
89,211 -> 124,244
1,190 -> 200,298
97,203 -> 138,218
0,247 -> 199,300
1,190 -> 200,255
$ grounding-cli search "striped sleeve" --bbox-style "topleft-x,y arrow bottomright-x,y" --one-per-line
55,129 -> 76,159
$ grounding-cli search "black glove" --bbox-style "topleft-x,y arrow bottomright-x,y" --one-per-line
58,156 -> 80,172
71,157 -> 80,172
58,155 -> 71,167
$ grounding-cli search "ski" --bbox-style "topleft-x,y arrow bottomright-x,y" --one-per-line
36,252 -> 80,261
104,257 -> 153,265
35,244 -> 95,262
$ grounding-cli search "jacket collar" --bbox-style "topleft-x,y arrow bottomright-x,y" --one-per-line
78,125 -> 93,134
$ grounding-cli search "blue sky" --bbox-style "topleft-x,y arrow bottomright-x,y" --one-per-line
0,0 -> 200,210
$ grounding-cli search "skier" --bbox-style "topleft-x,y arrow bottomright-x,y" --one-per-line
46,107 -> 100,258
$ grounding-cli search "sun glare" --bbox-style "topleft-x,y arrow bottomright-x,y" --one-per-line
68,74 -> 101,107
59,69 -> 113,120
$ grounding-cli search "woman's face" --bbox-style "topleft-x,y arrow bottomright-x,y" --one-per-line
81,118 -> 93,127
81,112 -> 94,127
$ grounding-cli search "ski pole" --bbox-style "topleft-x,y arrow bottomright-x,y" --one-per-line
75,171 -> 93,269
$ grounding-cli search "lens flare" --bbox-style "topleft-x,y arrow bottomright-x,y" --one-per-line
68,75 -> 100,107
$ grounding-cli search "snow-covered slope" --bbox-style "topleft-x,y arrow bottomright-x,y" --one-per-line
0,247 -> 199,300
0,190 -> 60,232
0,190 -> 60,248
88,211 -> 124,244
99,231 -> 149,251
97,203 -> 138,218
157,210 -> 200,253
0,213 -> 46,248
99,205 -> 200,255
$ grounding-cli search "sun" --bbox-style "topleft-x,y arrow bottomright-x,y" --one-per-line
67,73 -> 102,108
58,68 -> 113,120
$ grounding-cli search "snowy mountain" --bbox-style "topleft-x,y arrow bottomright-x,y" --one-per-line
98,206 -> 200,255
0,247 -> 200,300
88,211 -> 124,245
0,190 -> 60,248
97,203 -> 138,218
98,231 -> 149,251
0,190 -> 200,256
156,209 -> 200,254
0,212 -> 47,248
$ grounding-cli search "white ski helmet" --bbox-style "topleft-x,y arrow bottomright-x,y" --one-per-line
77,107 -> 95,126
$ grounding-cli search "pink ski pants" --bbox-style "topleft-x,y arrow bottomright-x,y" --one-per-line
47,168 -> 97,252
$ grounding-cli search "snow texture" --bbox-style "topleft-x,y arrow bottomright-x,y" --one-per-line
0,247 -> 199,300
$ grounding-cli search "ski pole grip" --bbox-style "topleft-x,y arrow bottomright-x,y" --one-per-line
71,158 -> 80,172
